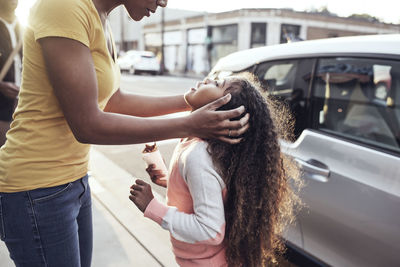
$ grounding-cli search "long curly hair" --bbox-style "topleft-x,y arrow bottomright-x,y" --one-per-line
206,72 -> 302,266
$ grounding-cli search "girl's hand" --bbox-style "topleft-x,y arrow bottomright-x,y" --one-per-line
129,179 -> 154,213
187,94 -> 250,144
146,164 -> 167,188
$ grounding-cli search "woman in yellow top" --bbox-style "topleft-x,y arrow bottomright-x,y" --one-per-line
0,0 -> 249,266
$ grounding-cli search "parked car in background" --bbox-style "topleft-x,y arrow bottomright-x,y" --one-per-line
208,34 -> 400,267
117,50 -> 160,75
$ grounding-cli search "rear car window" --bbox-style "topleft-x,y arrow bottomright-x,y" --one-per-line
311,57 -> 400,153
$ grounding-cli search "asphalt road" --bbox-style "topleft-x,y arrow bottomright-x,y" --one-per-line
119,73 -> 198,96
93,73 -> 199,197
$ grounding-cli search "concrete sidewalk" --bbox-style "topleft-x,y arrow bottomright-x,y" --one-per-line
0,148 -> 176,267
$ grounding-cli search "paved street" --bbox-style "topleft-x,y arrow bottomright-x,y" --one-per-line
120,73 -> 198,96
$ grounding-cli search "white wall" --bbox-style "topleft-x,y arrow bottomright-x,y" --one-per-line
238,20 -> 251,50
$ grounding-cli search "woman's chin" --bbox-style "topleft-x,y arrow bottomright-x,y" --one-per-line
132,16 -> 143,21
127,12 -> 144,21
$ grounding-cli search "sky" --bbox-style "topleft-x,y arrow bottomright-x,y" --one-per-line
15,0 -> 400,26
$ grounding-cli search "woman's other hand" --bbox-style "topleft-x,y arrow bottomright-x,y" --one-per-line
187,94 -> 250,144
129,179 -> 154,213
146,164 -> 167,188
0,82 -> 19,99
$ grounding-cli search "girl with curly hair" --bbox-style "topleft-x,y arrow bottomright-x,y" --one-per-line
130,72 -> 301,267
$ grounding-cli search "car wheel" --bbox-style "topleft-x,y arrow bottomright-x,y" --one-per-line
129,66 -> 136,75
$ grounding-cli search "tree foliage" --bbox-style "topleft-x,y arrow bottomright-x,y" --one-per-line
348,13 -> 382,23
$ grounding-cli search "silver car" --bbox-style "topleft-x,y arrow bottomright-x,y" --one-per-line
208,34 -> 400,267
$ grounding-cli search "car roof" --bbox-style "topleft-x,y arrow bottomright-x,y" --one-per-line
211,34 -> 400,73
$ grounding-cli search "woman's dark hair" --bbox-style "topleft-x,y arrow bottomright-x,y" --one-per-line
207,72 -> 302,266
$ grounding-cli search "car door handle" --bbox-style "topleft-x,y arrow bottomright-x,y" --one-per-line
295,158 -> 330,182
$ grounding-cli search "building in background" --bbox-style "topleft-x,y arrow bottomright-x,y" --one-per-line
108,7 -> 201,54
109,8 -> 400,76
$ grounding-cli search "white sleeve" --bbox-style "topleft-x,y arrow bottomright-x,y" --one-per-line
144,142 -> 226,244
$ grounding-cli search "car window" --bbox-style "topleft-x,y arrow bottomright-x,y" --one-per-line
254,59 -> 314,139
311,57 -> 400,153
255,61 -> 297,95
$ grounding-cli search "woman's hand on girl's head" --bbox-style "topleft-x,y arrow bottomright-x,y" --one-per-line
129,179 -> 154,213
146,164 -> 167,188
187,94 -> 250,144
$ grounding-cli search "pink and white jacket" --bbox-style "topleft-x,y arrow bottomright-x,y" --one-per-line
144,138 -> 227,267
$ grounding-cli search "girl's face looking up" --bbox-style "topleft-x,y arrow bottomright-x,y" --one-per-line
184,78 -> 233,110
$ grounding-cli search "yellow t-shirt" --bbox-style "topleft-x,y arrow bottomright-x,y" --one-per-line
0,0 -> 120,192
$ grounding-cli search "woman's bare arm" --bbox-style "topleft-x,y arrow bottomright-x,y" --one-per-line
104,89 -> 191,117
39,37 -> 248,145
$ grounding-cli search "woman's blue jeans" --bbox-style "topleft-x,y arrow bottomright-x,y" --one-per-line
0,174 -> 92,267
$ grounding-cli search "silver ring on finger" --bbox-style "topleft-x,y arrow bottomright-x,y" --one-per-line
228,129 -> 231,137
